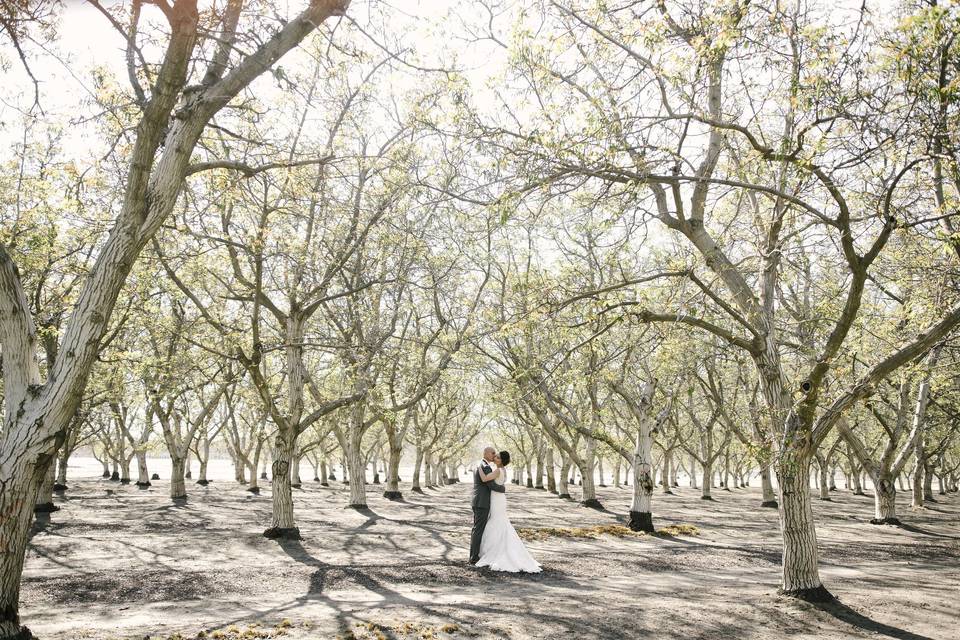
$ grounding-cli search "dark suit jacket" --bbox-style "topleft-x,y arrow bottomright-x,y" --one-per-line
472,460 -> 505,509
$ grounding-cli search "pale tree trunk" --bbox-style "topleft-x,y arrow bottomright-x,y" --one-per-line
524,461 -> 533,487
135,451 -> 150,488
760,465 -> 778,507
184,455 -> 192,480
99,456 -> 110,478
597,457 -> 605,487
660,451 -> 673,494
817,456 -> 831,501
579,437 -> 600,508
54,447 -> 70,492
689,456 -> 699,489
247,439 -> 263,494
558,454 -> 571,498
701,459 -> 713,500
411,447 -> 424,493
613,457 -> 621,488
290,449 -> 302,488
545,448 -> 557,493
197,434 -> 211,486
423,455 -> 432,488
320,459 -> 329,486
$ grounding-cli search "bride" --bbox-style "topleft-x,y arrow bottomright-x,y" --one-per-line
476,451 -> 542,573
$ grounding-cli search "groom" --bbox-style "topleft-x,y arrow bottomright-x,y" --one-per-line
469,446 -> 506,565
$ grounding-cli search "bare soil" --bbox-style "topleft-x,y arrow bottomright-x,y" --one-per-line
22,474 -> 960,640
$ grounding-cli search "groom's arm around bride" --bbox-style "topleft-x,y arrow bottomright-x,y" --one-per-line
469,449 -> 505,565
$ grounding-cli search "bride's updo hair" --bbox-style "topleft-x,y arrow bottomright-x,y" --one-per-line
498,451 -> 511,466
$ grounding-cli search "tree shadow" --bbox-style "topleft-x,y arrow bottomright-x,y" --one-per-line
895,522 -> 960,540
814,599 -> 936,640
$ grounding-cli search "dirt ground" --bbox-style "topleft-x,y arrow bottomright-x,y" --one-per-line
21,468 -> 960,640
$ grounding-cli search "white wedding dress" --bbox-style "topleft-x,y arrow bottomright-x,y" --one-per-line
476,470 -> 541,573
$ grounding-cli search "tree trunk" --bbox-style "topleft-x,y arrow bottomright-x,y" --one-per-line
0,468 -> 44,639
135,451 -> 151,488
558,454 -> 571,498
54,447 -> 70,492
384,443 -> 402,499
689,455 -> 699,489
247,439 -> 263,494
597,457 -> 605,487
184,454 -> 192,480
545,448 -> 557,493
660,450 -> 673,494
760,465 -> 778,507
264,431 -> 299,539
872,475 -> 899,524
580,437 -> 600,507
911,461 -> 924,508
34,463 -> 58,513
346,437 -> 368,508
411,448 -> 424,492
818,459 -> 830,501
525,461 -> 533,488
170,456 -> 187,501
776,453 -> 830,601
923,464 -> 935,502
320,459 -> 329,486
534,452 -> 545,489
701,460 -> 713,500
629,416 -> 655,532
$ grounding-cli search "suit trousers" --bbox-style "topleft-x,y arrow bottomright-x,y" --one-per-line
469,506 -> 489,563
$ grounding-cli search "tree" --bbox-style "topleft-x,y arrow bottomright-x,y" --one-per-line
0,1 -> 350,635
